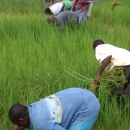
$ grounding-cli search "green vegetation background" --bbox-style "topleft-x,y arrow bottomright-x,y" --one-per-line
0,0 -> 130,129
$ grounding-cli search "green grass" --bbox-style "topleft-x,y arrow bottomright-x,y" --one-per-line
0,0 -> 130,129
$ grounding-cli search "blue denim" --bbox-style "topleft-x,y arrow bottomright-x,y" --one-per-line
69,113 -> 99,130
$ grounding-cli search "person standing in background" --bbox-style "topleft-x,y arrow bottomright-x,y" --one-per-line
71,0 -> 100,23
71,0 -> 90,23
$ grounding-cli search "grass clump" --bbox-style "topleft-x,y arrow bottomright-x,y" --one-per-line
99,67 -> 126,91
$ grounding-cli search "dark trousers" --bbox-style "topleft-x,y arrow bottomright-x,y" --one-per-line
110,65 -> 130,97
122,65 -> 130,97
108,66 -> 130,105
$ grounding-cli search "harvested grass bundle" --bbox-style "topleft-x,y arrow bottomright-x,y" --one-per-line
98,67 -> 126,93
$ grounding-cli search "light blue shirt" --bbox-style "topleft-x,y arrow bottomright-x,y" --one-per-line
28,88 -> 100,130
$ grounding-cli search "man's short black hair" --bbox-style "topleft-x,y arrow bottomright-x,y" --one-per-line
93,39 -> 105,49
45,7 -> 52,15
8,103 -> 28,121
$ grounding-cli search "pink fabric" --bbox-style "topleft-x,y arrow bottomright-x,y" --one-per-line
75,0 -> 100,12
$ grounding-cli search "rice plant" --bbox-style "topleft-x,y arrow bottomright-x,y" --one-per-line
0,0 -> 130,129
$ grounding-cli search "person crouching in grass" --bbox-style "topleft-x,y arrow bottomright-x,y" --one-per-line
46,10 -> 79,32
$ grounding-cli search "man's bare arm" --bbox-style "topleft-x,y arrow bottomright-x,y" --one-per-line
92,55 -> 112,87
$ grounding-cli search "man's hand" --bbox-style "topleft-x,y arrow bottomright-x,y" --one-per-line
92,75 -> 101,90
92,55 -> 112,90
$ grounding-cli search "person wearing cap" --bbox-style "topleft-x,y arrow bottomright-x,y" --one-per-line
9,88 -> 100,130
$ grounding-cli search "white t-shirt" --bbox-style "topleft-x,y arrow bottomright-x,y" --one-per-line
95,44 -> 130,70
49,3 -> 63,15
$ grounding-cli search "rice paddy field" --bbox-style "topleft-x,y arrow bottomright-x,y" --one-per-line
0,0 -> 130,129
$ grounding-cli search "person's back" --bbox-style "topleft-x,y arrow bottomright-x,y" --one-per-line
55,88 -> 100,128
95,44 -> 130,70
28,88 -> 100,129
50,2 -> 64,15
53,10 -> 79,31
61,0 -> 73,10
55,10 -> 78,25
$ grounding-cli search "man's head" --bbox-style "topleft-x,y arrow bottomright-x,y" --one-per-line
93,39 -> 105,50
8,103 -> 30,128
46,15 -> 55,23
